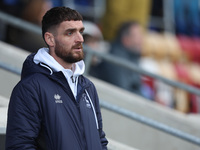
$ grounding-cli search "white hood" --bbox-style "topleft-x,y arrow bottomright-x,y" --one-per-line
33,47 -> 85,98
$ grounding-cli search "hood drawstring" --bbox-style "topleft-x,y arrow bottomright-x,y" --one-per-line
85,90 -> 99,129
40,63 -> 53,75
71,75 -> 77,83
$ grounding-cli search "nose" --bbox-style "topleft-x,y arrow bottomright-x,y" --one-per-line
75,32 -> 84,43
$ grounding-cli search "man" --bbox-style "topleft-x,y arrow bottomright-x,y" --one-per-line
100,21 -> 145,97
6,7 -> 108,150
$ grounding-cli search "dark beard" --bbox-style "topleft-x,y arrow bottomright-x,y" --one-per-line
55,42 -> 84,63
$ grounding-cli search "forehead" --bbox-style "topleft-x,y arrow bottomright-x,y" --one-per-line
130,25 -> 142,33
58,20 -> 84,30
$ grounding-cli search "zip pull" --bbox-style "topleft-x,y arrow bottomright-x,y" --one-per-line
71,76 -> 77,83
71,76 -> 75,83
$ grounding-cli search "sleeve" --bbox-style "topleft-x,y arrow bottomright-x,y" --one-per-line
6,82 -> 42,150
91,83 -> 108,150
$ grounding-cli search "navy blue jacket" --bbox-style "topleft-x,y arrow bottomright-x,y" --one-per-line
6,54 -> 108,150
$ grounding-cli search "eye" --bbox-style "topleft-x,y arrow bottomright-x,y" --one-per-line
67,32 -> 72,36
80,28 -> 85,35
80,31 -> 84,35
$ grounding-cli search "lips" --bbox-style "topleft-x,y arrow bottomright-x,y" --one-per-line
72,44 -> 83,51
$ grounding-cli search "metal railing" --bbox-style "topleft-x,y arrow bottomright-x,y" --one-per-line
83,45 -> 200,96
0,11 -> 41,35
0,60 -> 21,75
0,127 -> 6,134
100,100 -> 200,146
1,11 -> 200,147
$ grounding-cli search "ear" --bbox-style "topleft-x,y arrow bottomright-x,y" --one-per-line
44,32 -> 55,47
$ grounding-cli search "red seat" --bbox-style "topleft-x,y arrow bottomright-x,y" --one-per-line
177,35 -> 200,63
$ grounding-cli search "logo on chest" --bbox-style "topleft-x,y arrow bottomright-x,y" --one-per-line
54,94 -> 63,103
82,93 -> 91,108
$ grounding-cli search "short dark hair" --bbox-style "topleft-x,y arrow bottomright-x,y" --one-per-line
116,21 -> 139,42
42,6 -> 83,40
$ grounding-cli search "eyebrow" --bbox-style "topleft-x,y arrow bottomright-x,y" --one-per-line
64,27 -> 85,33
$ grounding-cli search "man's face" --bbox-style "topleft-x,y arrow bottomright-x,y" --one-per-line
123,25 -> 143,52
54,20 -> 85,63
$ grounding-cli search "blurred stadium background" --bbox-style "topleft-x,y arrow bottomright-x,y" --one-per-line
1,0 -> 200,150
